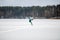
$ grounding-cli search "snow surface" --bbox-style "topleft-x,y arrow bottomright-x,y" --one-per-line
0,19 -> 60,40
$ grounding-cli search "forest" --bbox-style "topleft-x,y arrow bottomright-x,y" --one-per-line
0,4 -> 60,19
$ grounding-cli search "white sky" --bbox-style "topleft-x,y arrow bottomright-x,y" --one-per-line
0,0 -> 60,7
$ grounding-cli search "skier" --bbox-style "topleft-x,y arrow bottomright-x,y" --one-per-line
29,16 -> 33,25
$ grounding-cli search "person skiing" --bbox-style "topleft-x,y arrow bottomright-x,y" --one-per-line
29,16 -> 33,25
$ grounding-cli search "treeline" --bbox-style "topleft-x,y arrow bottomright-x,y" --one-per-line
0,4 -> 60,19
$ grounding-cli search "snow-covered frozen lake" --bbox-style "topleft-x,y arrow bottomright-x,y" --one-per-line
0,19 -> 60,40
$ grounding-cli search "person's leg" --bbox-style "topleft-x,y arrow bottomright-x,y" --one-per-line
31,22 -> 33,25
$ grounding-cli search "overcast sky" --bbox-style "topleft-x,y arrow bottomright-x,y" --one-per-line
0,0 -> 60,7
